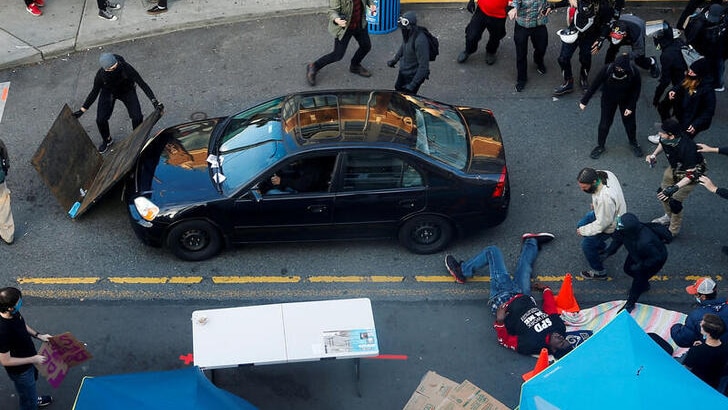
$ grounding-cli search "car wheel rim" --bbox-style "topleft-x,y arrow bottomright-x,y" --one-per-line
412,222 -> 440,245
179,229 -> 208,251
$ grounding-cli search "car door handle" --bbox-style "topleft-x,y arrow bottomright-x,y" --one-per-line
307,205 -> 328,213
398,200 -> 417,208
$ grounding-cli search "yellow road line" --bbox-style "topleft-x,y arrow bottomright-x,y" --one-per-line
18,277 -> 100,285
212,276 -> 301,284
308,276 -> 404,283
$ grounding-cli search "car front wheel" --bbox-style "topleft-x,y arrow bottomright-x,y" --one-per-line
166,220 -> 222,261
398,215 -> 453,254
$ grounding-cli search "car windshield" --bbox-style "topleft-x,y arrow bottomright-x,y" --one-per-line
405,95 -> 468,170
214,97 -> 288,193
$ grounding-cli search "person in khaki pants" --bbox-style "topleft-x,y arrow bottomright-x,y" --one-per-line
0,138 -> 14,245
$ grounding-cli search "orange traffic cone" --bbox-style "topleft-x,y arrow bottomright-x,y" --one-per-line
522,348 -> 550,381
555,273 -> 580,313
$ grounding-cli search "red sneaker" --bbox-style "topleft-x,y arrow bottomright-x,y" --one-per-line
26,3 -> 42,15
35,0 -> 45,7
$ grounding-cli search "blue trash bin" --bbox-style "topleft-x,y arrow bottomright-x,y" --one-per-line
367,0 -> 400,35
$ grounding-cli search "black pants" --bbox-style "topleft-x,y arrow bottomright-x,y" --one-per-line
96,88 -> 143,142
464,9 -> 506,55
557,32 -> 597,81
314,26 -> 371,71
597,98 -> 637,147
514,23 -> 547,84
624,256 -> 664,303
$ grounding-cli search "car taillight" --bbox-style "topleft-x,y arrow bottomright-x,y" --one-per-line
491,165 -> 507,198
134,197 -> 160,221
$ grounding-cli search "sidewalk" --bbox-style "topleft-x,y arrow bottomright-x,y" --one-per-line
0,0 -> 329,71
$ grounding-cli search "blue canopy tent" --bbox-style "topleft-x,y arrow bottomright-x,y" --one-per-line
73,366 -> 257,410
519,311 -> 728,410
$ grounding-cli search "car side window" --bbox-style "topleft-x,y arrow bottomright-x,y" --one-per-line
342,153 -> 423,192
260,155 -> 336,196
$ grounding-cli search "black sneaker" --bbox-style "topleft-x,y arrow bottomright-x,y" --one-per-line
522,232 -> 555,249
98,9 -> 117,20
650,63 -> 660,79
98,138 -> 114,153
445,255 -> 466,284
580,270 -> 607,280
590,145 -> 605,159
537,64 -> 547,75
106,1 -> 121,9
553,80 -> 574,96
147,5 -> 167,14
631,143 -> 643,157
515,82 -> 525,92
485,52 -> 496,65
38,396 -> 53,407
457,51 -> 470,64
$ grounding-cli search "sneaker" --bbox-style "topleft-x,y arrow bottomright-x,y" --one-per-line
38,396 -> 53,407
147,5 -> 167,14
631,143 -> 644,157
26,3 -> 42,16
457,51 -> 470,64
306,63 -> 317,86
1,235 -> 13,245
515,82 -> 525,92
537,64 -> 547,75
349,65 -> 371,78
106,1 -> 121,9
98,138 -> 114,153
553,79 -> 574,96
35,0 -> 45,6
444,255 -> 466,284
651,214 -> 670,226
649,63 -> 660,79
521,232 -> 555,249
485,52 -> 496,65
580,270 -> 607,280
590,145 -> 605,159
647,133 -> 660,144
579,69 -> 589,91
98,9 -> 117,20
716,86 -> 725,92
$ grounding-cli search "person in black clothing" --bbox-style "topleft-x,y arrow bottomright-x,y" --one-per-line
0,287 -> 53,409
552,0 -> 623,96
602,212 -> 669,313
387,11 -> 430,94
696,143 -> 728,256
684,3 -> 726,89
74,53 -> 163,153
677,0 -> 723,30
652,23 -> 688,112
646,118 -> 706,238
683,313 -> 728,390
593,14 -> 660,79
580,53 -> 643,159
655,58 -> 716,140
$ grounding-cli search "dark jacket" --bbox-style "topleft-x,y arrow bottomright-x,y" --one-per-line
670,81 -> 716,134
82,55 -> 157,110
671,299 -> 728,347
604,213 -> 668,275
581,58 -> 641,109
393,26 -> 431,90
661,134 -> 704,173
654,36 -> 688,105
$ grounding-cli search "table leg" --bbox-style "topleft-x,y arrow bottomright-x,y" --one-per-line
354,358 -> 362,397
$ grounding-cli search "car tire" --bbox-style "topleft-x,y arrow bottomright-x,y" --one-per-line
166,220 -> 222,261
398,215 -> 453,254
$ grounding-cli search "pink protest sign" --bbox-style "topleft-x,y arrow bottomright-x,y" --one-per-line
35,332 -> 92,388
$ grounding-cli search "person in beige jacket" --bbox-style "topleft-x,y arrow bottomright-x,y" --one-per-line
0,139 -> 14,245
575,167 -> 626,280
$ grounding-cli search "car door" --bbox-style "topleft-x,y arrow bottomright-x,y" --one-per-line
229,154 -> 337,242
331,151 -> 427,238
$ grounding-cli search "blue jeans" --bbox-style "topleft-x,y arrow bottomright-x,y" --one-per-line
578,210 -> 610,271
461,239 -> 539,314
8,366 -> 37,410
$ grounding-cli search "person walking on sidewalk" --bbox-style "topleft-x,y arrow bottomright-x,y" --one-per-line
0,287 -> 54,409
457,0 -> 510,65
0,139 -> 15,245
646,118 -> 705,238
387,12 -> 430,94
306,0 -> 376,86
23,0 -> 44,17
576,167 -> 626,280
74,53 -> 163,153
508,0 -> 552,92
602,212 -> 670,312
96,0 -> 121,21
147,0 -> 168,14
580,53 -> 643,159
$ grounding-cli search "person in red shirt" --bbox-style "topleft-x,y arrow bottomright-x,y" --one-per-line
457,0 -> 511,65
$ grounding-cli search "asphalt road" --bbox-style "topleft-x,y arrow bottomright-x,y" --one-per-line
0,4 -> 726,409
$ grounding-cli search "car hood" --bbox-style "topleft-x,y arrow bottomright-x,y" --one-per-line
139,119 -> 224,207
457,107 -> 506,174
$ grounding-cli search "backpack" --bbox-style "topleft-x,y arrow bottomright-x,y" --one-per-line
418,27 -> 439,62
680,44 -> 704,67
643,222 -> 673,244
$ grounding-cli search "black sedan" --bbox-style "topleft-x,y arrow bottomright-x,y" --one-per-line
124,90 -> 509,261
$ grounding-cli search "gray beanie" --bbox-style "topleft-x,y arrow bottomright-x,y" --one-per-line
99,53 -> 117,70
402,11 -> 417,26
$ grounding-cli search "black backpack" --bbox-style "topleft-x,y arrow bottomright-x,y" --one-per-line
418,27 -> 439,62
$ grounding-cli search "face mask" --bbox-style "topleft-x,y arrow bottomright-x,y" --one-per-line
696,297 -> 702,304
610,37 -> 622,45
11,298 -> 22,315
583,183 -> 597,194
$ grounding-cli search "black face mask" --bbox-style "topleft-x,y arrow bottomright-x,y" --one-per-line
583,183 -> 597,194
611,68 -> 627,80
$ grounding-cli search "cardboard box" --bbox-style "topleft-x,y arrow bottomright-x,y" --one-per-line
435,380 -> 510,410
402,371 -> 458,410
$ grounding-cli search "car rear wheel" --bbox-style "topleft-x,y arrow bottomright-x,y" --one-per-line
398,215 -> 453,254
166,220 -> 222,261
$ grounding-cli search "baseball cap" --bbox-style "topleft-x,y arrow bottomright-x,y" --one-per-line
686,277 -> 716,295
707,4 -> 724,24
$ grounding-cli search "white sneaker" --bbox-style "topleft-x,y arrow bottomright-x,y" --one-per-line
647,134 -> 660,144
715,87 -> 725,92
651,214 -> 670,226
